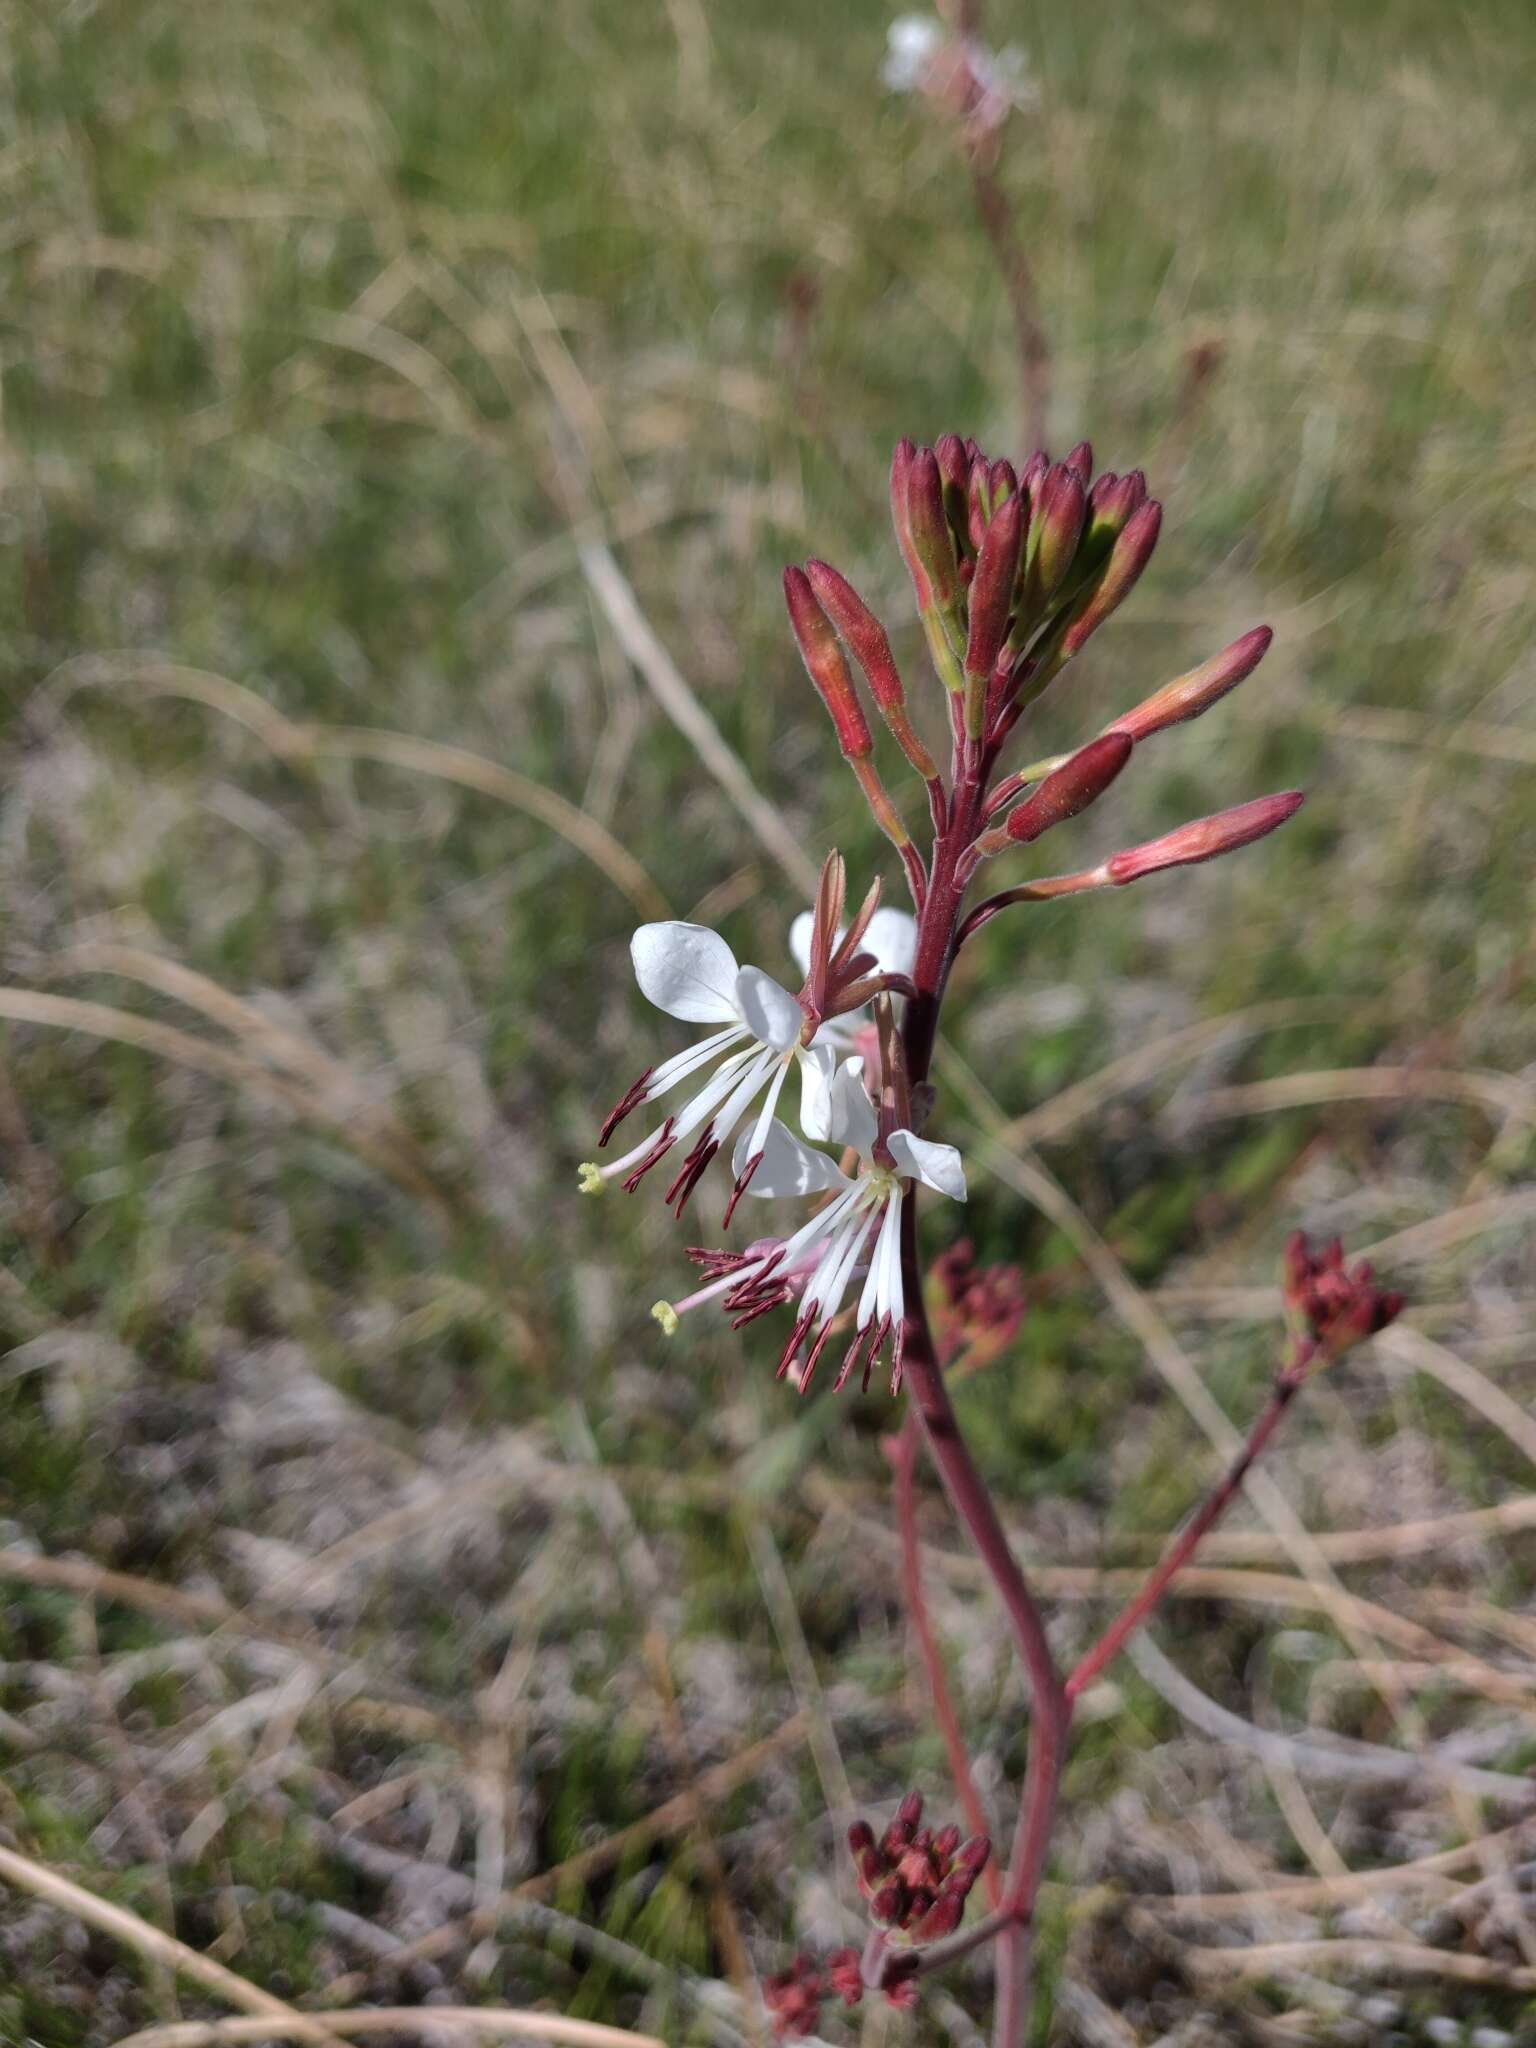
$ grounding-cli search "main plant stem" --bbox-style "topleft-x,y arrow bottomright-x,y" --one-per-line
892,760 -> 1310,2042
897,766 -> 1068,2046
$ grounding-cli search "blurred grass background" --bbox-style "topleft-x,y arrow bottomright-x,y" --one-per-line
1,0 -> 1534,2041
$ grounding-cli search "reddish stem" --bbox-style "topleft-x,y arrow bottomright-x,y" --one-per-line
887,1416 -> 1004,1909
896,772 -> 1069,2045
1065,1364 -> 1306,1701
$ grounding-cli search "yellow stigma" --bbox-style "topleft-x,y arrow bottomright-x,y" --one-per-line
651,1300 -> 679,1336
577,1161 -> 605,1195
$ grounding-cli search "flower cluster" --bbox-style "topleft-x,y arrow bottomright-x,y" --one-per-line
1283,1231 -> 1405,1365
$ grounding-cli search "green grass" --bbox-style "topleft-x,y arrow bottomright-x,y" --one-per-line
2,1 -> 1535,2040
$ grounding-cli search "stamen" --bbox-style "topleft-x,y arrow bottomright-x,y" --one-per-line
665,1133 -> 720,1215
599,1067 -> 653,1147
722,1149 -> 763,1229
619,1122 -> 678,1192
776,1303 -> 818,1380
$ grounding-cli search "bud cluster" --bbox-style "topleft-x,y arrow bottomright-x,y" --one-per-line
886,433 -> 1161,740
931,1237 -> 1028,1370
848,1791 -> 991,1943
762,1943 -> 910,2041
1283,1231 -> 1404,1365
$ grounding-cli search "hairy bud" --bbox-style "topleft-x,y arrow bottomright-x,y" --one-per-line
1112,626 -> 1273,741
1106,790 -> 1304,884
1059,497 -> 1162,658
965,490 -> 1024,682
783,567 -> 871,757
1005,731 -> 1133,845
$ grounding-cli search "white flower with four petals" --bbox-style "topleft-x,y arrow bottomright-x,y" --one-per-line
579,909 -> 915,1219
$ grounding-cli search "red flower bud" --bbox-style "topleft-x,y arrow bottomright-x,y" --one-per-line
965,489 -> 1024,682
1111,625 -> 1272,742
987,457 -> 1018,508
932,1824 -> 961,1862
783,566 -> 871,758
1106,790 -> 1304,885
890,439 -> 927,604
912,1891 -> 964,1942
905,448 -> 961,610
934,430 -> 971,543
1081,468 -> 1147,570
802,562 -> 903,713
1064,438 -> 1093,483
1059,497 -> 1162,658
870,1876 -> 907,1927
1005,731 -> 1133,846
1025,463 -> 1087,616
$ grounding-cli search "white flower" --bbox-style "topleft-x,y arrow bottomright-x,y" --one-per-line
883,13 -> 945,92
678,1060 -> 965,1395
579,919 -> 839,1219
882,12 -> 1038,125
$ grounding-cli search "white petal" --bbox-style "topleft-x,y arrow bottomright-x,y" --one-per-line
827,1058 -> 879,1159
887,1128 -> 967,1201
879,1189 -> 907,1325
646,1025 -> 749,1099
735,966 -> 803,1051
796,1042 -> 838,1141
857,1192 -> 900,1331
806,1211 -> 869,1328
778,1183 -> 859,1266
733,1118 -> 851,1197
788,909 -> 815,979
741,1054 -> 793,1170
708,1049 -> 782,1152
671,1047 -> 760,1141
862,908 -> 918,978
631,922 -> 741,1024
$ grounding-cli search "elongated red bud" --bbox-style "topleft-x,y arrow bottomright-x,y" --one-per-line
934,431 -> 968,492
1030,464 -> 1087,607
870,1877 -> 907,1927
805,561 -> 939,781
1111,625 -> 1273,741
1064,438 -> 1093,482
784,566 -> 871,758
967,464 -> 990,552
1019,449 -> 1049,496
1060,498 -> 1162,657
1005,731 -> 1133,845
890,439 -> 927,604
912,1892 -> 964,1942
1082,469 -> 1146,563
1106,790 -> 1304,884
987,457 -> 1018,508
965,490 -> 1024,681
955,1835 -> 992,1881
802,562 -> 903,711
934,431 -> 970,542
906,448 -> 960,610
932,1824 -> 961,1862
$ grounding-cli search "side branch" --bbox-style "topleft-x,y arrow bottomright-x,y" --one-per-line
1065,1368 -> 1304,1701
